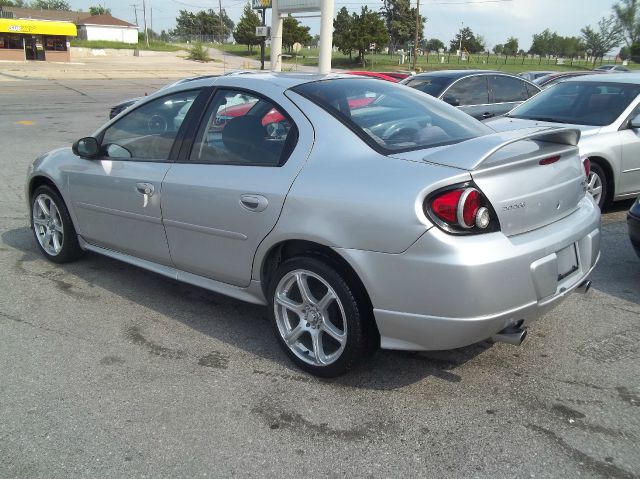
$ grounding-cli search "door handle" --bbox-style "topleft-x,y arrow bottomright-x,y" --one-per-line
240,194 -> 268,212
135,182 -> 155,196
481,112 -> 493,119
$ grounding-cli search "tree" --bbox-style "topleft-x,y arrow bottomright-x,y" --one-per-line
233,3 -> 261,52
423,38 -> 445,52
0,0 -> 26,6
172,9 -> 234,42
613,0 -> 640,47
492,44 -> 503,55
351,6 -> 388,64
89,5 -> 111,15
503,36 -> 518,55
282,15 -> 312,53
582,16 -> 623,63
449,26 -> 484,53
334,6 -> 355,59
530,29 -> 586,57
30,0 -> 71,10
382,0 -> 426,54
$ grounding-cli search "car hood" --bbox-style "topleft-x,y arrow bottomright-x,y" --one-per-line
486,116 -> 602,137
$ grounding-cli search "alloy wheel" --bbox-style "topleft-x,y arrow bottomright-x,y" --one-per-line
587,170 -> 603,206
32,193 -> 64,256
273,269 -> 347,367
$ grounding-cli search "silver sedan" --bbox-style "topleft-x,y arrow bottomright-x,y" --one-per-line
26,73 -> 600,377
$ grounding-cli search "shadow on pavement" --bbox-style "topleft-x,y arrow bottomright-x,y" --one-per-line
3,226 -> 492,390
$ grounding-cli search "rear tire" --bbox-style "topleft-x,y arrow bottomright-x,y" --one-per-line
31,185 -> 82,263
268,256 -> 371,377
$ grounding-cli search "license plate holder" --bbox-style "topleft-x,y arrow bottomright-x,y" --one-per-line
557,243 -> 579,281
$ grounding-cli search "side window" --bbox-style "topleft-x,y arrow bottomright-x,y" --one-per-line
101,89 -> 200,161
189,89 -> 297,166
490,76 -> 528,103
445,76 -> 489,106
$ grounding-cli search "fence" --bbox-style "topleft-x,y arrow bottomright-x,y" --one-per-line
409,52 -> 623,69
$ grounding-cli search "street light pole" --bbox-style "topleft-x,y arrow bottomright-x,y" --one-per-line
458,20 -> 463,56
412,0 -> 419,71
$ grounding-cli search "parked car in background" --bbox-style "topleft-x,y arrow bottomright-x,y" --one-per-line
595,64 -> 630,72
486,74 -> 640,209
26,73 -> 599,376
402,70 -> 540,120
629,196 -> 640,257
534,70 -> 606,89
518,71 -> 556,81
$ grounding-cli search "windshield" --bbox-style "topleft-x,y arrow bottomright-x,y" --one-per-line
292,78 -> 491,153
402,76 -> 452,97
508,81 -> 640,126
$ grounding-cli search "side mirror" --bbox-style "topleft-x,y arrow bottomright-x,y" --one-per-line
630,114 -> 640,129
442,94 -> 460,107
72,137 -> 99,158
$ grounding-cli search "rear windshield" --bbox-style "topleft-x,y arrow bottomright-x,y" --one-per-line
292,78 -> 491,153
402,76 -> 452,97
508,81 -> 640,126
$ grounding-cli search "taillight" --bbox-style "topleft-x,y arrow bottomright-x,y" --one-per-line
583,158 -> 591,178
425,183 -> 499,234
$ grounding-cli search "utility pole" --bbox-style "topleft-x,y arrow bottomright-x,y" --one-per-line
130,4 -> 138,25
260,8 -> 266,70
218,0 -> 223,44
142,0 -> 149,48
459,20 -> 463,56
412,0 -> 419,71
150,5 -> 153,39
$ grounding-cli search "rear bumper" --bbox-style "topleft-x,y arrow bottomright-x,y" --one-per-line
337,196 -> 601,351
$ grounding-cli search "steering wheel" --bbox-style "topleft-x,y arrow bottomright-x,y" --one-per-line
147,114 -> 168,133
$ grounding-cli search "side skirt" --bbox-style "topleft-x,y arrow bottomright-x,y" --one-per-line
78,236 -> 267,306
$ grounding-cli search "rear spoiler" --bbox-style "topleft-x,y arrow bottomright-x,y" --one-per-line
420,126 -> 581,171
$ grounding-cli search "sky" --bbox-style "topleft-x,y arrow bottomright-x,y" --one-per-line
67,0 -> 617,52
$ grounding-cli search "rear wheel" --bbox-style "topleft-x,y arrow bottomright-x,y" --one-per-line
268,256 -> 371,377
587,162 -> 607,209
31,185 -> 82,263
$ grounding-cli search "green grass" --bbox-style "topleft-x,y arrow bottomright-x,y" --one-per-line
70,39 -> 184,52
215,43 -> 638,73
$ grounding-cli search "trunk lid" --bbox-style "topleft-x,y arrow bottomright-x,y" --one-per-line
392,127 -> 587,236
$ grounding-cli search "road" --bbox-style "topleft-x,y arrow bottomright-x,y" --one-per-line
1,79 -> 639,479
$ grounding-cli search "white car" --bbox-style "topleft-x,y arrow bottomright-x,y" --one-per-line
487,73 -> 640,208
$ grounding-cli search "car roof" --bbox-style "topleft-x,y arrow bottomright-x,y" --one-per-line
161,71 -> 365,92
563,72 -> 640,84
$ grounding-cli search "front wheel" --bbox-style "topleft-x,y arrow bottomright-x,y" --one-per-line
268,256 -> 372,377
31,185 -> 82,263
587,162 -> 608,209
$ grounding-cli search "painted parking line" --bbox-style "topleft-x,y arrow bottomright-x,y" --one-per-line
16,120 -> 34,125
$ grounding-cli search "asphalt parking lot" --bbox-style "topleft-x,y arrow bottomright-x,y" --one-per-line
1,79 -> 639,478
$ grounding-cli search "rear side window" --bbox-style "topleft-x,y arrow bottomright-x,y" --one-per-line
292,78 -> 492,154
189,89 -> 297,166
490,75 -> 528,103
525,82 -> 540,98
403,76 -> 452,98
445,76 -> 489,106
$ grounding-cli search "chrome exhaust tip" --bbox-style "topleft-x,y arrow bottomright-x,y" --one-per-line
576,279 -> 592,294
493,327 -> 527,346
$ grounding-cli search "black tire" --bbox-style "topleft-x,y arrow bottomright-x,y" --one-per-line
267,256 -> 372,377
31,185 -> 82,263
589,162 -> 608,210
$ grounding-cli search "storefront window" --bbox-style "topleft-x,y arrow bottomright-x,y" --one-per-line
44,35 -> 67,51
0,34 -> 23,49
